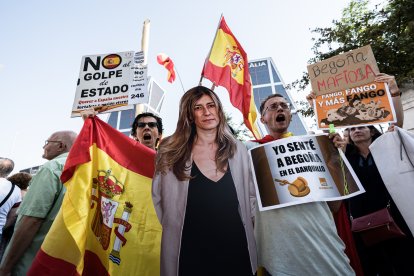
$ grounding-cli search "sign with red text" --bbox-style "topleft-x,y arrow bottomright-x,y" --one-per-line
248,135 -> 364,211
314,82 -> 396,129
71,51 -> 149,117
307,45 -> 380,96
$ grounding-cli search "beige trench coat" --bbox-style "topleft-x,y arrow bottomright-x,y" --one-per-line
152,140 -> 257,276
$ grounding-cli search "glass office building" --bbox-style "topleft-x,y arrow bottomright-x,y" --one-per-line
107,77 -> 165,136
249,57 -> 308,136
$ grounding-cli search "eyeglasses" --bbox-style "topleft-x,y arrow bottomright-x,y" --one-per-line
263,102 -> 291,114
44,140 -> 62,146
137,122 -> 158,128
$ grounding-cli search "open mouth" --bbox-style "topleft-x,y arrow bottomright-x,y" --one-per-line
143,133 -> 152,140
276,114 -> 286,122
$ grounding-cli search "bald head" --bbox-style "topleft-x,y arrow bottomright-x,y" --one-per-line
55,131 -> 78,150
43,130 -> 78,160
0,157 -> 15,178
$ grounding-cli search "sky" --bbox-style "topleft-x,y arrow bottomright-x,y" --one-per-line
0,0 -> 353,172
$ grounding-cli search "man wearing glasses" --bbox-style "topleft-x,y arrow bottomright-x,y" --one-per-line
0,131 -> 77,276
246,94 -> 353,276
131,112 -> 163,150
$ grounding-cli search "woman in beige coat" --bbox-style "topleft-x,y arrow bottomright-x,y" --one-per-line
152,86 -> 257,276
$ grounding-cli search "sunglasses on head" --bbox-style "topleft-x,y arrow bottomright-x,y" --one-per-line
137,122 -> 158,128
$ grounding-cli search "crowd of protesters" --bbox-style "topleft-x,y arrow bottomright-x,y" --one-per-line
1,72 -> 413,276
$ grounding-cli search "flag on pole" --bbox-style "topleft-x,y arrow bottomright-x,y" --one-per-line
157,53 -> 176,83
28,117 -> 161,276
201,16 -> 260,139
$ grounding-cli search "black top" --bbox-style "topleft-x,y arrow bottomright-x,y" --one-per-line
179,162 -> 252,276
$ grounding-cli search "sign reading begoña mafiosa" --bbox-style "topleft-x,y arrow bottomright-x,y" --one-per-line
71,51 -> 149,117
307,45 -> 396,129
307,45 -> 380,96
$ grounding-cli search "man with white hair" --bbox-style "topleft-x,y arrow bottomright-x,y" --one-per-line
0,131 -> 77,276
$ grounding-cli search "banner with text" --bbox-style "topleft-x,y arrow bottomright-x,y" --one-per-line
314,82 -> 396,129
249,135 -> 364,211
71,51 -> 149,117
307,45 -> 380,96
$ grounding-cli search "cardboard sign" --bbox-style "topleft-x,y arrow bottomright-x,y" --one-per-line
314,82 -> 396,129
249,135 -> 364,211
71,51 -> 149,117
307,45 -> 380,96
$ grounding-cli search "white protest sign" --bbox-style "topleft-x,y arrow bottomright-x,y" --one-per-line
249,135 -> 364,211
71,51 -> 150,117
129,51 -> 149,105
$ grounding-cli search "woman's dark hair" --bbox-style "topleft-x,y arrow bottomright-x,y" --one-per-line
348,125 -> 382,145
7,172 -> 32,190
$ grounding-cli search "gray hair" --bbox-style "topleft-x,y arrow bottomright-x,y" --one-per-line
53,131 -> 78,152
0,157 -> 15,177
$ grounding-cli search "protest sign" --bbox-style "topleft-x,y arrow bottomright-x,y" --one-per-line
129,51 -> 149,105
314,82 -> 396,129
249,135 -> 364,211
307,45 -> 380,96
71,51 -> 149,117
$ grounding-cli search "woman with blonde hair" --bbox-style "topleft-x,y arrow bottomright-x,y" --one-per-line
152,86 -> 257,276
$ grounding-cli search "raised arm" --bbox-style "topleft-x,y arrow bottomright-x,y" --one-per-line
375,73 -> 404,128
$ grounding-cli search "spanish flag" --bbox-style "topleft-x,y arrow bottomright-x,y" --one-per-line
202,16 -> 260,139
157,53 -> 176,83
28,117 -> 161,276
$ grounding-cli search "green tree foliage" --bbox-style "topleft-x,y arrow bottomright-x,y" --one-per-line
225,112 -> 253,141
291,0 -> 414,115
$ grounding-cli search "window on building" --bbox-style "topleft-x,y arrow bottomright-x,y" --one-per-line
119,108 -> 136,130
250,61 -> 270,86
275,85 -> 289,99
253,86 -> 273,110
272,65 -> 281,82
107,112 -> 119,129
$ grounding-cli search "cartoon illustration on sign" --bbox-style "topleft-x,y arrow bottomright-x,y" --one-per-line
320,98 -> 390,127
275,177 -> 311,197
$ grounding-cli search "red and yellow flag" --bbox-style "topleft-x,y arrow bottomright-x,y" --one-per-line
202,16 -> 260,139
28,117 -> 161,276
157,53 -> 176,83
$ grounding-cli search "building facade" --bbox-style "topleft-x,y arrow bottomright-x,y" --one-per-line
249,57 -> 308,136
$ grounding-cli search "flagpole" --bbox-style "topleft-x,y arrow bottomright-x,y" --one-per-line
200,14 -> 223,83
136,19 -> 150,117
174,64 -> 186,93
